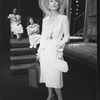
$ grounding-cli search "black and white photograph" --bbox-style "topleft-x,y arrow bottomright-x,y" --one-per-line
0,0 -> 97,100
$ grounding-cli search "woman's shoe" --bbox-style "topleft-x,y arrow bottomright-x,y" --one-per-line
52,94 -> 54,100
47,94 -> 54,100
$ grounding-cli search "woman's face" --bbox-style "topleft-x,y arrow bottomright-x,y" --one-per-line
48,0 -> 59,11
29,18 -> 34,24
13,8 -> 17,14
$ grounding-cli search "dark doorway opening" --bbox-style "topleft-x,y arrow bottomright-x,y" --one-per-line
19,0 -> 43,38
6,0 -> 43,39
70,0 -> 86,36
0,0 -> 43,53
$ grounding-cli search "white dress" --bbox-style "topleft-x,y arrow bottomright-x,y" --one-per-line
8,14 -> 23,35
26,24 -> 41,48
38,14 -> 70,88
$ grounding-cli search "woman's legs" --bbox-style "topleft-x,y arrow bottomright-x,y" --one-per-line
54,88 -> 63,100
29,37 -> 33,48
47,88 -> 63,100
16,33 -> 20,39
47,88 -> 54,100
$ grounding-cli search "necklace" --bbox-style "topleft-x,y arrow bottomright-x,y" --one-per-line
49,13 -> 59,25
49,14 -> 60,39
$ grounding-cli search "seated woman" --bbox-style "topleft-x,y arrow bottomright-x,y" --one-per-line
26,17 -> 41,49
7,8 -> 23,40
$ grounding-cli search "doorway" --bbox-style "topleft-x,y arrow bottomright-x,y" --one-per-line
8,0 -> 43,39
69,0 -> 86,36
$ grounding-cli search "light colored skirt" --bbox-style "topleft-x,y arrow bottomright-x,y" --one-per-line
39,39 -> 68,88
28,34 -> 41,48
11,23 -> 23,34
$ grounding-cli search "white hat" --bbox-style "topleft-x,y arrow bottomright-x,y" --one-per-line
39,0 -> 66,16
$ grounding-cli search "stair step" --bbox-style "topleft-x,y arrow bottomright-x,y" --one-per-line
10,43 -> 29,48
10,38 -> 29,48
10,47 -> 37,56
70,39 -> 84,43
10,63 -> 37,70
69,36 -> 84,43
10,55 -> 36,65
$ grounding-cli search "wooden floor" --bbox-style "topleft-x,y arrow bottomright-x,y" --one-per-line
65,43 -> 97,69
0,36 -> 97,100
10,38 -> 29,44
0,50 -> 97,100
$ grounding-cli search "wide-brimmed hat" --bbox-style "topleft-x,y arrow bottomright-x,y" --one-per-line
39,0 -> 67,16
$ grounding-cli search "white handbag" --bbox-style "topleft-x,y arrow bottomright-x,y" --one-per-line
51,58 -> 69,73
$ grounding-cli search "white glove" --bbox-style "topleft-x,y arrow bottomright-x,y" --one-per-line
36,52 -> 40,61
57,41 -> 65,52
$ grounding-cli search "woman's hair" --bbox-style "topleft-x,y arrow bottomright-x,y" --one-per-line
27,16 -> 34,25
13,8 -> 17,13
27,16 -> 34,21
46,0 -> 60,11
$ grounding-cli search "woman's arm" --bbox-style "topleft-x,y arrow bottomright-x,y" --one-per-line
32,24 -> 40,33
7,14 -> 15,19
36,24 -> 40,33
57,16 -> 70,51
26,26 -> 33,35
37,18 -> 46,52
61,16 -> 70,45
36,18 -> 46,60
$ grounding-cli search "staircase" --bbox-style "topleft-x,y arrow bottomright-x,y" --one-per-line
10,38 -> 37,70
69,36 -> 84,43
10,37 -> 85,70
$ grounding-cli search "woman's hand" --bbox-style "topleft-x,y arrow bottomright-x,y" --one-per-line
56,41 -> 65,52
36,52 -> 40,61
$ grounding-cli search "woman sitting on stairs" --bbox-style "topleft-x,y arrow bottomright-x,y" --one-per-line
26,17 -> 41,49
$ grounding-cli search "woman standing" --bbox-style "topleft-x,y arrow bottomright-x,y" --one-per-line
7,8 -> 23,40
26,17 -> 41,48
37,0 -> 70,100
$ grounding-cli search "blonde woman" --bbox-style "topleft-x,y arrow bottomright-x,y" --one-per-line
37,0 -> 70,100
26,17 -> 41,48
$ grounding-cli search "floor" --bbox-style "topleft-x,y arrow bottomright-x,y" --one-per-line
0,54 -> 98,100
0,37 -> 98,100
64,42 -> 97,69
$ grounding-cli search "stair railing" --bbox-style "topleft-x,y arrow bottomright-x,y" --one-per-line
72,12 -> 85,36
74,28 -> 84,36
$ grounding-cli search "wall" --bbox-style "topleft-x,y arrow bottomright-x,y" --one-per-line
84,0 -> 97,41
